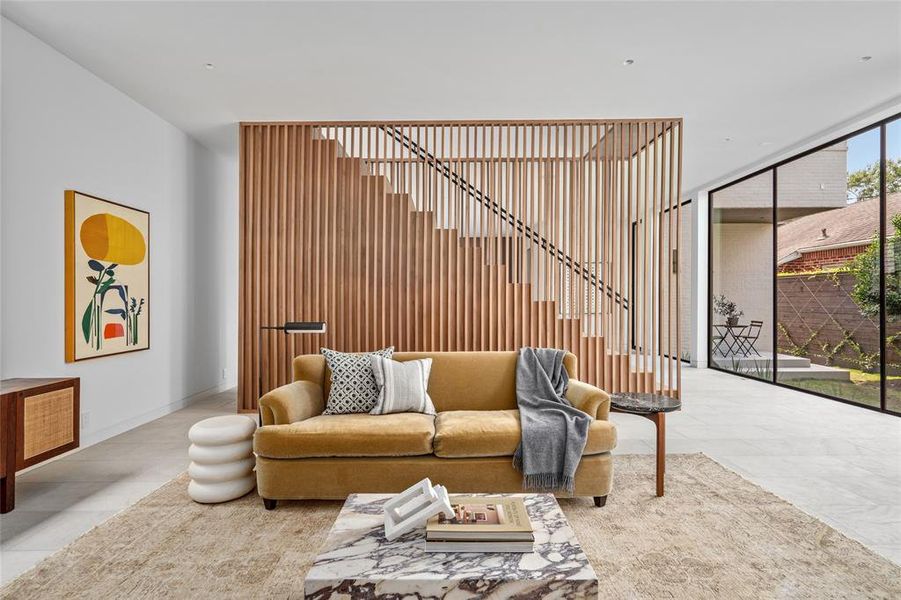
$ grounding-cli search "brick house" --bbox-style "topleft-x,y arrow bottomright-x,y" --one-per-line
777,192 -> 900,273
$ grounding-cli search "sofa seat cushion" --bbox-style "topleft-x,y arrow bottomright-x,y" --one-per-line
254,413 -> 435,459
433,410 -> 616,458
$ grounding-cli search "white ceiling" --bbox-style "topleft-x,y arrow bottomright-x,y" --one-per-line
3,1 -> 900,192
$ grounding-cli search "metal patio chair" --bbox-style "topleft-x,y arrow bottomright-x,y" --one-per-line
735,320 -> 763,356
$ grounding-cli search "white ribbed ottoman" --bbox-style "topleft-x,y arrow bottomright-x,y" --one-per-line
188,415 -> 257,503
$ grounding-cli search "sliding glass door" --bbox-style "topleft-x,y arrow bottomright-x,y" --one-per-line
708,112 -> 900,415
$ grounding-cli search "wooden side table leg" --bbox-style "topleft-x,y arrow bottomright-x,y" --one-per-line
0,394 -> 18,514
1,396 -> 14,513
0,474 -> 13,513
653,413 -> 666,497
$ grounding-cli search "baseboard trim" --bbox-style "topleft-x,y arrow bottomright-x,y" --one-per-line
15,382 -> 235,475
82,382 -> 233,447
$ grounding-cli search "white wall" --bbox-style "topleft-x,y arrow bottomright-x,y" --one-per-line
710,223 -> 774,353
692,192 -> 708,367
1,17 -> 237,445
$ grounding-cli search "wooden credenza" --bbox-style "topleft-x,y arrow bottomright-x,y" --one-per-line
1,378 -> 80,513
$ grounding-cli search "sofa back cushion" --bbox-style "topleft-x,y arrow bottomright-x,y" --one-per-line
293,351 -> 577,412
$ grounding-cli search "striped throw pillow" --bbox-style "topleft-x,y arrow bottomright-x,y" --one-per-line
369,356 -> 436,415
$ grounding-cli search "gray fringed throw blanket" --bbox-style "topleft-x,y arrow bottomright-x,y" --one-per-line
512,347 -> 591,494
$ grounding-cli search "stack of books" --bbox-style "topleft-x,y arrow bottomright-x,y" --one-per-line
424,496 -> 534,553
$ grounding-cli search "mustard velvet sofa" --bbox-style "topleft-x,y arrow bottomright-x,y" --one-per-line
253,351 -> 616,509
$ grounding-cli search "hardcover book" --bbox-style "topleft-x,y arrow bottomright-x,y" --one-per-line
426,496 -> 534,541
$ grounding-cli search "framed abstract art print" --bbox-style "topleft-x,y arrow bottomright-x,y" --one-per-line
65,190 -> 150,361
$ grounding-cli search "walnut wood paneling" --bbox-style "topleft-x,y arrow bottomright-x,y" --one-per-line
239,120 -> 683,412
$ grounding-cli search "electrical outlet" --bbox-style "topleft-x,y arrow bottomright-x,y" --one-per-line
80,411 -> 90,431
221,368 -> 228,381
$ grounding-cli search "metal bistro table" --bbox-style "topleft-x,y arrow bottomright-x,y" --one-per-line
712,323 -> 748,357
610,392 -> 681,497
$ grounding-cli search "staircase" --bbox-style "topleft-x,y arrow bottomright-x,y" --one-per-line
238,120 -> 684,411
314,135 -> 658,394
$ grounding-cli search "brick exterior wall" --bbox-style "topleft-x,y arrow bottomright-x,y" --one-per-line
777,271 -> 901,375
779,244 -> 868,273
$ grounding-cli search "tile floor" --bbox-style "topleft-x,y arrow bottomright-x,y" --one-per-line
623,367 -> 901,564
0,389 -> 235,584
1,370 -> 899,584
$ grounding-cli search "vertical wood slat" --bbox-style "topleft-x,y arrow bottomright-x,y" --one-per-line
653,123 -> 661,393
259,127 -> 268,391
237,126 -> 248,408
665,121 -> 674,392
237,126 -> 246,408
237,119 -> 683,411
675,122 -> 684,397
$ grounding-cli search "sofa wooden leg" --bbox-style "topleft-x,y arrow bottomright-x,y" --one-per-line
593,495 -> 607,508
263,498 -> 277,510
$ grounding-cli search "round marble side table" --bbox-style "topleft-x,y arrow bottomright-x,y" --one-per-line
187,415 -> 257,503
609,392 -> 681,497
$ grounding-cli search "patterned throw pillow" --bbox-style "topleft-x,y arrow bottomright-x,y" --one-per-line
369,356 -> 436,415
321,347 -> 394,414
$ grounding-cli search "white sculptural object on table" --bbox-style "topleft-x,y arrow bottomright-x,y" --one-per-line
383,478 -> 454,541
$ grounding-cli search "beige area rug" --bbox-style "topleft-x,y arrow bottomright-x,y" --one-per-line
3,454 -> 899,599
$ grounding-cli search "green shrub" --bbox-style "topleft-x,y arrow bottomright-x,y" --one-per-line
848,212 -> 901,318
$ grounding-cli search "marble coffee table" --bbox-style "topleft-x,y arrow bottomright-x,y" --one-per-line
304,493 -> 598,599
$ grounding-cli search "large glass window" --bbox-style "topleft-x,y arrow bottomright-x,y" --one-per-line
710,172 -> 774,381
776,130 -> 881,408
709,112 -> 900,415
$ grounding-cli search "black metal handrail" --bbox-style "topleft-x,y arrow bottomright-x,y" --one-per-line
379,125 -> 627,309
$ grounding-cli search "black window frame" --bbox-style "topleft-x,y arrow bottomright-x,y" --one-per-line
707,111 -> 901,416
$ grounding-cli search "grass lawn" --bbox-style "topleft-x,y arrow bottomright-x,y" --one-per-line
780,372 -> 901,413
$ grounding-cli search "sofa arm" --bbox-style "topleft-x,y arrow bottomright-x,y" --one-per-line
259,381 -> 324,426
566,380 -> 611,420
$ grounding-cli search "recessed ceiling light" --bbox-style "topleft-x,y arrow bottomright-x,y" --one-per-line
622,59 -> 635,66
859,56 -> 872,62
204,62 -> 216,70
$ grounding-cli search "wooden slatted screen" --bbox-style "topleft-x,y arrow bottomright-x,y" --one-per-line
238,120 -> 683,412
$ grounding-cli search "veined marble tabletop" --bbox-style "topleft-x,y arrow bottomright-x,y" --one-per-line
303,493 -> 598,599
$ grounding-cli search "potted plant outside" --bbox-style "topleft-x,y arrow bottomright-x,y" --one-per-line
713,294 -> 743,327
